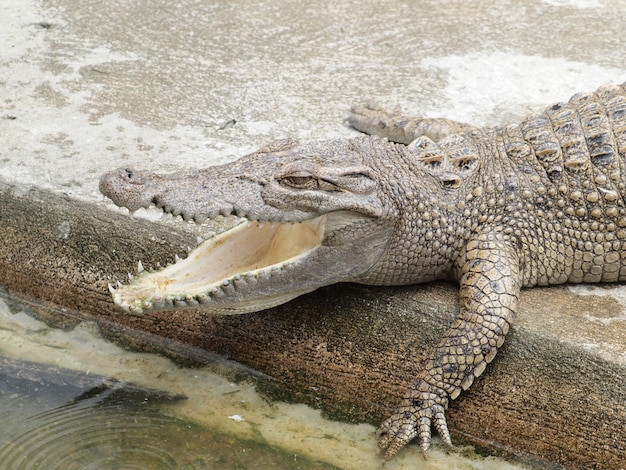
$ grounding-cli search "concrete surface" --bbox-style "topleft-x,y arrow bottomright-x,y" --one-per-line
1,0 -> 626,468
2,0 -> 626,198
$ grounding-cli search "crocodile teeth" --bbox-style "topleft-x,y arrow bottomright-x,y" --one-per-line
108,216 -> 326,313
137,260 -> 144,273
129,304 -> 143,314
212,287 -> 226,299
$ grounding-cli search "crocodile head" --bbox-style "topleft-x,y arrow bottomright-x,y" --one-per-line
99,137 -> 398,314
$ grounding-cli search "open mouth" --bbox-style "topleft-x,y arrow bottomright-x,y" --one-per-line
110,216 -> 326,313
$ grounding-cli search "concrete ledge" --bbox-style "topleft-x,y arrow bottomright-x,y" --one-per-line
1,181 -> 624,469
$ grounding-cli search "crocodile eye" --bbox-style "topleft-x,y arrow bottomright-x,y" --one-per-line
280,175 -> 319,189
287,176 -> 313,185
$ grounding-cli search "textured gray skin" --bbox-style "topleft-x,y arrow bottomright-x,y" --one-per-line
99,83 -> 626,459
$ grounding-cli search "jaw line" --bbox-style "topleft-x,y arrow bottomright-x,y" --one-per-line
111,215 -> 327,313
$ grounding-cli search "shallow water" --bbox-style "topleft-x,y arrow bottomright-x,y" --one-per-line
0,366 -> 334,469
0,293 -> 529,470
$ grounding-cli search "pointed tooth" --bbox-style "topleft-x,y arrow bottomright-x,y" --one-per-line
128,272 -> 134,281
197,236 -> 203,244
157,261 -> 161,268
185,296 -> 199,306
175,254 -> 181,263
117,280 -> 123,287
137,260 -> 144,273
108,283 -> 117,294
129,304 -> 143,314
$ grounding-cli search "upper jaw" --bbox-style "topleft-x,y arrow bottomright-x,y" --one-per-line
152,195 -> 310,225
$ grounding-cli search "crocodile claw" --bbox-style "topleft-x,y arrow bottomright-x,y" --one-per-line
378,381 -> 452,460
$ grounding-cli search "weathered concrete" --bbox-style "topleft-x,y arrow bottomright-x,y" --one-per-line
3,0 -> 626,198
1,178 -> 624,469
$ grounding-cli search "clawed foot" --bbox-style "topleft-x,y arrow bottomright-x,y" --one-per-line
349,102 -> 477,145
377,382 -> 452,460
347,103 -> 412,144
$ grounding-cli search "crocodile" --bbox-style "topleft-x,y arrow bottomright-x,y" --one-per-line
99,83 -> 626,460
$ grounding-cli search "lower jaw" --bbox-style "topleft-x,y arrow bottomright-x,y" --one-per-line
112,216 -> 327,314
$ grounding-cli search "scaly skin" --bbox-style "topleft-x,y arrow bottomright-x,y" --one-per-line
100,83 -> 626,460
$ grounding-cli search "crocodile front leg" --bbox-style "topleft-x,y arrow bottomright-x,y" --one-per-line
379,234 -> 521,459
348,104 -> 478,144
